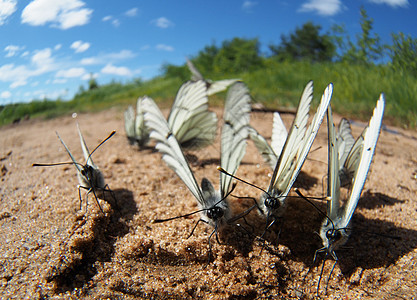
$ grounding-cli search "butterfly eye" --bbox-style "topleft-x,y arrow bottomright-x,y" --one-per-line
326,229 -> 334,239
206,206 -> 224,220
265,197 -> 280,210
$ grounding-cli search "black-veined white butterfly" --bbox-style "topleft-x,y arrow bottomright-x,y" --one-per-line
315,94 -> 385,294
186,58 -> 239,96
124,97 -> 150,148
143,82 -> 251,259
219,81 -> 333,237
33,124 -> 116,212
260,82 -> 333,226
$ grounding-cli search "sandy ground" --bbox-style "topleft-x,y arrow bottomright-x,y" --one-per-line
1,105 -> 417,299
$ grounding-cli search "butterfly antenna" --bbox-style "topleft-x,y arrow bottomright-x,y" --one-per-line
217,166 -> 270,196
153,209 -> 206,223
32,162 -> 84,168
155,182 -> 236,224
294,188 -> 336,231
86,130 -> 116,165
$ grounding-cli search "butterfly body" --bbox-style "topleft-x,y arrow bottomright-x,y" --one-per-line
78,164 -> 105,192
319,214 -> 350,259
200,178 -> 230,228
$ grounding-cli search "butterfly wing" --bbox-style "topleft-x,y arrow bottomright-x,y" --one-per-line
186,57 -> 204,81
326,105 -> 341,220
220,82 -> 251,198
135,97 -> 150,147
340,94 -> 385,228
76,123 -> 96,168
56,132 -> 82,174
270,112 -> 288,159
167,80 -> 218,150
207,79 -> 240,96
269,82 -> 332,206
124,105 -> 136,143
249,126 -> 278,169
142,96 -> 205,205
337,119 -> 355,166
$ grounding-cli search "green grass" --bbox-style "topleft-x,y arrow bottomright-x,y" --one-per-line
1,60 -> 416,129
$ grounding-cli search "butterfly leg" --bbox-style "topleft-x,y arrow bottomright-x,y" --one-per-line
187,218 -> 208,239
89,186 -> 104,214
322,251 -> 338,295
316,256 -> 327,297
103,183 -> 119,210
205,225 -> 219,266
77,185 -> 83,210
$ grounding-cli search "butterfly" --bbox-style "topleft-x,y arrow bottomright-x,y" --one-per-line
143,82 -> 251,258
186,58 -> 239,96
249,111 -> 288,169
124,97 -> 150,148
33,123 -> 116,213
315,94 -> 385,294
257,82 -> 333,229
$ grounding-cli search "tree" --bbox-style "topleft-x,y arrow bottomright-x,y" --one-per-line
213,37 -> 262,73
389,32 -> 417,76
341,7 -> 383,64
269,22 -> 336,62
88,73 -> 98,90
192,43 -> 219,74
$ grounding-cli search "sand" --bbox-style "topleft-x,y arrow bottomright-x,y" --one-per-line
1,106 -> 416,299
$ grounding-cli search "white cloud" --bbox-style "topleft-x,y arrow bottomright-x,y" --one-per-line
10,80 -> 27,88
81,50 -> 136,65
21,0 -> 93,29
156,44 -> 174,52
31,48 -> 54,71
102,15 -> 120,27
0,47 -> 57,87
112,19 -> 120,27
81,72 -> 97,80
53,78 -> 67,84
101,64 -> 132,76
368,0 -> 409,7
1,91 -> 11,99
54,44 -> 62,51
4,45 -> 24,57
242,1 -> 257,12
125,7 -> 138,17
152,17 -> 174,28
0,0 -> 17,25
70,40 -> 90,53
55,67 -> 87,78
298,0 -> 343,16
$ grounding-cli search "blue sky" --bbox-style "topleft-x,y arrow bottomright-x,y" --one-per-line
0,0 -> 415,105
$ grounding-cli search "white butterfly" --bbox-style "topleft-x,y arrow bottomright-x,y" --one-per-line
249,111 -> 288,169
258,81 -> 333,228
317,94 -> 385,263
33,124 -> 115,212
186,58 -> 240,96
143,82 -> 251,255
124,97 -> 150,148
